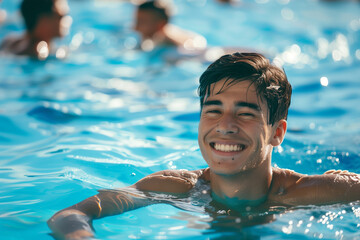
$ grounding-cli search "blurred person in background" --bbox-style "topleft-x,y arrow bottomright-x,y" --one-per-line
216,0 -> 233,3
216,0 -> 243,5
0,0 -> 72,59
133,0 -> 252,63
133,0 -> 207,52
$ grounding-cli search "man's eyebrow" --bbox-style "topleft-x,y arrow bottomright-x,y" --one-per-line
203,100 -> 261,111
203,100 -> 222,106
236,102 -> 261,111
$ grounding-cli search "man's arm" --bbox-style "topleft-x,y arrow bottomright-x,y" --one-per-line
47,187 -> 153,239
271,168 -> 360,206
47,169 -> 204,239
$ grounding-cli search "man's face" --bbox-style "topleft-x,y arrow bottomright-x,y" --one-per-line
198,79 -> 279,176
134,10 -> 165,39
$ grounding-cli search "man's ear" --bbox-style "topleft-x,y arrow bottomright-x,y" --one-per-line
270,119 -> 287,147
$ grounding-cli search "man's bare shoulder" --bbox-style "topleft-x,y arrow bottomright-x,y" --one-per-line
269,167 -> 360,206
164,24 -> 207,50
272,167 -> 303,179
271,167 -> 360,189
133,168 -> 208,194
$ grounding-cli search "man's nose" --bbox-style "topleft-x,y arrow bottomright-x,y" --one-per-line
216,114 -> 239,135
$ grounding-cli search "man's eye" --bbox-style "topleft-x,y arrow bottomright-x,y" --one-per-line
238,112 -> 254,117
206,110 -> 221,114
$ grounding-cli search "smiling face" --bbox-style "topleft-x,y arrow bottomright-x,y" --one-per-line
198,79 -> 286,176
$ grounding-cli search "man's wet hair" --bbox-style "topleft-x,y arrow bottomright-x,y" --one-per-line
20,0 -> 56,32
198,52 -> 292,125
138,0 -> 170,22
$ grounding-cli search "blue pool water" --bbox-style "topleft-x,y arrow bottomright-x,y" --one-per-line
1,0 -> 360,239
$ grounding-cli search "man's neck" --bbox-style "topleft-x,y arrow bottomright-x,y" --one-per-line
209,160 -> 273,208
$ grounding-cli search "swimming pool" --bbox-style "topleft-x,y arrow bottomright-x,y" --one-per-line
1,0 -> 360,239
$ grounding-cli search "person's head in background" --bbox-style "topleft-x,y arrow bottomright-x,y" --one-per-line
0,0 -> 71,58
133,0 -> 206,52
21,0 -> 70,42
134,0 -> 171,41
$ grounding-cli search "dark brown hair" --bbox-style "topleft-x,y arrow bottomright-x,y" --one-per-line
21,0 -> 57,32
198,52 -> 292,125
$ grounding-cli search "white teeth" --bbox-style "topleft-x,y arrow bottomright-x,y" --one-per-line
214,143 -> 244,152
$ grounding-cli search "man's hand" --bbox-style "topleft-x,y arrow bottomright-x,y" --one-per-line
48,209 -> 94,240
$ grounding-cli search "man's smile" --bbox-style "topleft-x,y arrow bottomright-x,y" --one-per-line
209,142 -> 246,153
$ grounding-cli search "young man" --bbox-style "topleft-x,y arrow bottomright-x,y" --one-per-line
48,52 -> 360,239
134,0 -> 206,51
0,0 -> 71,59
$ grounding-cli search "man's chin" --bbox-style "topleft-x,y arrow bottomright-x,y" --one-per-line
210,165 -> 247,177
